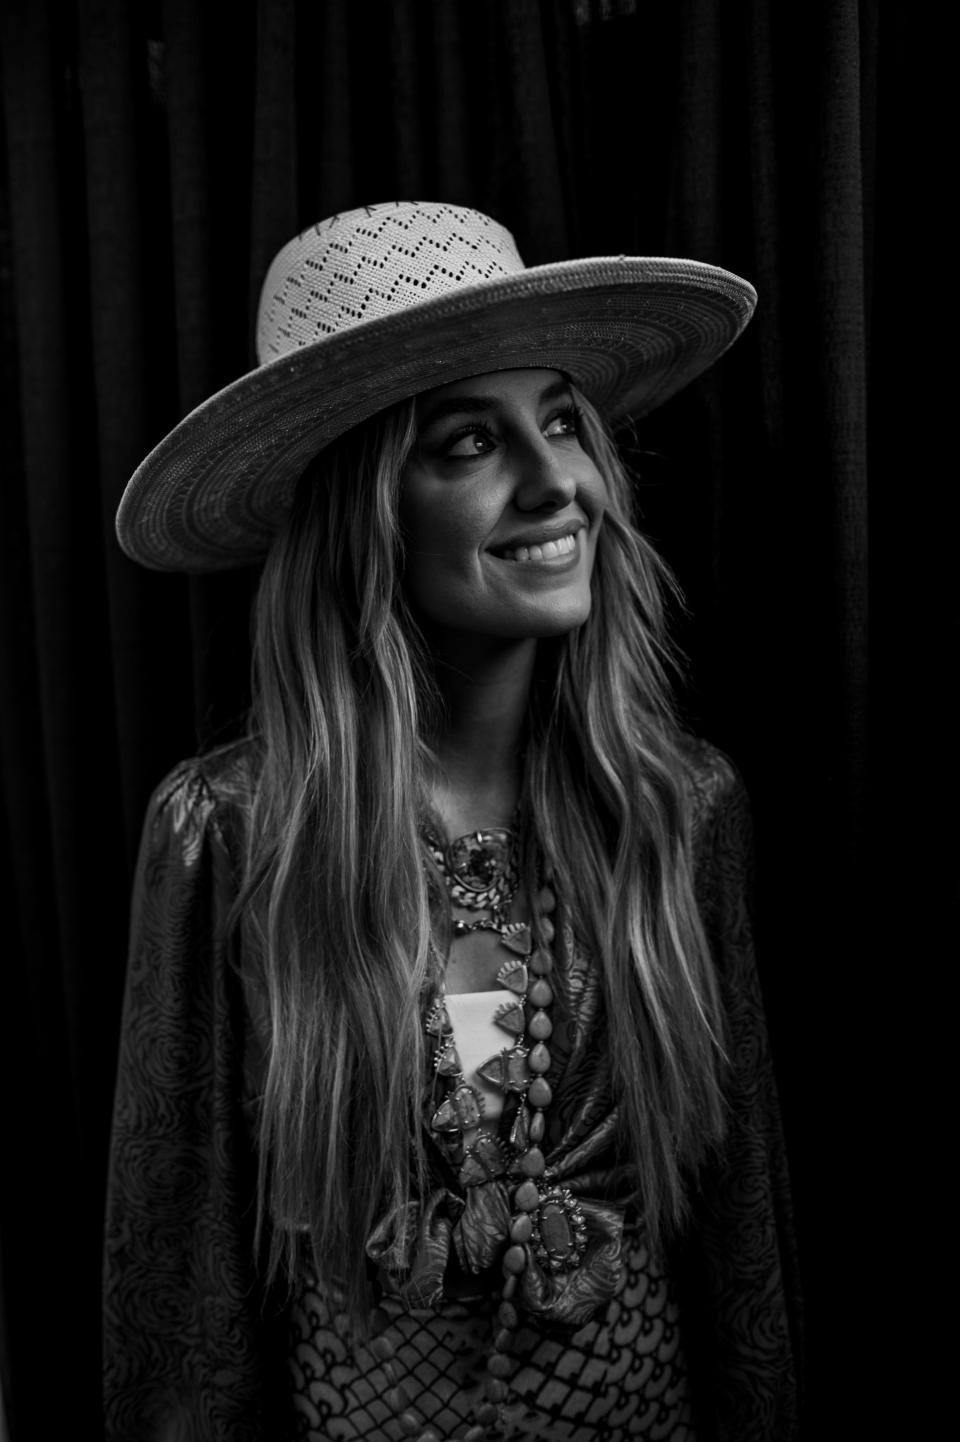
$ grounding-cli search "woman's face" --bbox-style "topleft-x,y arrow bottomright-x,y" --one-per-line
399,369 -> 607,650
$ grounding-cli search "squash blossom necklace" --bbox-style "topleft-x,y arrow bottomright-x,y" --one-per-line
369,820 -> 587,1442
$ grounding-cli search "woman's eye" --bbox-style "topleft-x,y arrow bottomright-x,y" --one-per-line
544,406 -> 581,439
444,428 -> 496,459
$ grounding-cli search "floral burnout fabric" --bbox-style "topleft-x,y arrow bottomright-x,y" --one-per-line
102,738 -> 803,1441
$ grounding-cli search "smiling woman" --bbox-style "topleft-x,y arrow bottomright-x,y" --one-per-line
104,203 -> 801,1442
400,370 -> 606,650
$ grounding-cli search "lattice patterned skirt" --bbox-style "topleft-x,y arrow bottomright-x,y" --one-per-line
285,1229 -> 698,1441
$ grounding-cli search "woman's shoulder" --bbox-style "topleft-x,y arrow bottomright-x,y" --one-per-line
673,734 -> 754,901
675,732 -> 748,819
144,738 -> 259,850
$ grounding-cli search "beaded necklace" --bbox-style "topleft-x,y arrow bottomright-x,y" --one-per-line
369,821 -> 587,1442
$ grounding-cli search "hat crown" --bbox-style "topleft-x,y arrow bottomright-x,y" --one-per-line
256,201 -> 526,364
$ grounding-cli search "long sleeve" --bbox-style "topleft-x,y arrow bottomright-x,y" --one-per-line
103,758 -> 276,1442
682,746 -> 804,1442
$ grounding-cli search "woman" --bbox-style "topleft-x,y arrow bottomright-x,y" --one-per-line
105,202 -> 801,1442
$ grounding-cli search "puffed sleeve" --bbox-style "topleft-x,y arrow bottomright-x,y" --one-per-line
681,747 -> 804,1442
103,759 -> 280,1442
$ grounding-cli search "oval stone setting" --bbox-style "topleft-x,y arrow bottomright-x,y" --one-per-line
539,1202 -> 573,1258
531,1187 -> 588,1273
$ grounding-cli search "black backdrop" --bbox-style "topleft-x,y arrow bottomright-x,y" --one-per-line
0,1 -> 917,1437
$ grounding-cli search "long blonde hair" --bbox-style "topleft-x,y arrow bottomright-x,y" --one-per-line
239,386 -> 725,1319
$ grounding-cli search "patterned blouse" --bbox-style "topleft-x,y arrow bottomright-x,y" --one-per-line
102,737 -> 803,1441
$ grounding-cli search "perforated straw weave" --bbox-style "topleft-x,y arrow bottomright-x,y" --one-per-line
258,204 -> 523,356
116,201 -> 757,573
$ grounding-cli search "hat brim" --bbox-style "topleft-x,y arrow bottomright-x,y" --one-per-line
116,256 -> 756,572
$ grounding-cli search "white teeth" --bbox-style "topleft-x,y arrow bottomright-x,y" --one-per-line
501,533 -> 577,563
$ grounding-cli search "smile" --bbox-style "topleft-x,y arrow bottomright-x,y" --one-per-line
497,533 -> 578,564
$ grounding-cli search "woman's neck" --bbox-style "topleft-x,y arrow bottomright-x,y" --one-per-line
430,637 -> 535,836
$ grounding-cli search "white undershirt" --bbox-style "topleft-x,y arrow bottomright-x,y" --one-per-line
443,988 -> 516,1122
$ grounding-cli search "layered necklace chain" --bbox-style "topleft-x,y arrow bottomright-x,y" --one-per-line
369,818 -> 586,1442
423,823 -> 520,935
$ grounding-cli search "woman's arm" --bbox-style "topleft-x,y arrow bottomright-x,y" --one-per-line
103,758 -> 277,1442
682,747 -> 805,1442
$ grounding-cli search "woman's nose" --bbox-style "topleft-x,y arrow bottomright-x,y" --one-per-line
513,437 -> 579,512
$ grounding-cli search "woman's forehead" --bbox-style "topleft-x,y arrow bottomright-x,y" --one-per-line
415,368 -> 570,421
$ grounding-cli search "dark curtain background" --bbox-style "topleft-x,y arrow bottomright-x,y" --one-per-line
0,1 -> 916,1437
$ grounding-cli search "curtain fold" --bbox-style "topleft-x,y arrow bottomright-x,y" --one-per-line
0,3 -> 888,1437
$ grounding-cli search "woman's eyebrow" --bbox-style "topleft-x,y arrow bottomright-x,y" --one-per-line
417,378 -> 571,429
418,394 -> 498,426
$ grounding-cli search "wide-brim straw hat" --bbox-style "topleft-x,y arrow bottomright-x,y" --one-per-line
116,200 -> 757,573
